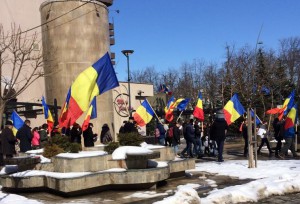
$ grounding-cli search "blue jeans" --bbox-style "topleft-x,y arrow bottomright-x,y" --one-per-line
159,138 -> 165,146
173,145 -> 179,154
181,140 -> 193,157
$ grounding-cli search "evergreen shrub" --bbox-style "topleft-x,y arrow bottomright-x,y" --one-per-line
43,144 -> 64,158
104,142 -> 120,154
118,132 -> 144,146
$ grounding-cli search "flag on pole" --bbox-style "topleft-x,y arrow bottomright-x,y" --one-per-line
175,98 -> 190,111
59,87 -> 71,128
223,93 -> 246,125
193,92 -> 204,121
42,96 -> 54,133
266,90 -> 295,120
63,52 -> 119,126
284,104 -> 297,136
82,97 -> 97,131
10,110 -> 24,136
133,100 -> 155,127
250,109 -> 261,125
165,97 -> 176,122
159,84 -> 172,95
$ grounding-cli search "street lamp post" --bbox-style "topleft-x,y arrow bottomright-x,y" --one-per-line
121,50 -> 134,117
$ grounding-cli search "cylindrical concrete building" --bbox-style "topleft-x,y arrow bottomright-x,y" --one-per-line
40,0 -> 115,136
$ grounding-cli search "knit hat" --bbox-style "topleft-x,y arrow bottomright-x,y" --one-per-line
5,120 -> 13,126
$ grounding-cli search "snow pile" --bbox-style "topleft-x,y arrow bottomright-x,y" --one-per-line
112,146 -> 153,160
10,170 -> 92,179
140,142 -> 165,149
0,192 -> 42,204
153,185 -> 201,204
56,151 -> 107,158
123,191 -> 168,199
26,149 -> 44,154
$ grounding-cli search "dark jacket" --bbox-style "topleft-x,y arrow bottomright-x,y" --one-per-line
210,118 -> 228,142
83,127 -> 95,147
1,127 -> 17,155
157,123 -> 166,140
123,122 -> 137,133
185,123 -> 195,142
100,125 -> 113,144
38,129 -> 48,142
277,120 -> 285,140
70,126 -> 82,144
172,125 -> 181,146
16,124 -> 32,152
194,124 -> 201,138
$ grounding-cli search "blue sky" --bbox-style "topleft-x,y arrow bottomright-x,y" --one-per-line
109,0 -> 300,81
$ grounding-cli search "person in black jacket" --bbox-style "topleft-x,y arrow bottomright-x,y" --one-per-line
123,117 -> 138,133
70,123 -> 82,144
1,121 -> 17,158
83,123 -> 97,147
16,119 -> 32,153
210,112 -> 228,162
172,121 -> 181,155
180,119 -> 195,158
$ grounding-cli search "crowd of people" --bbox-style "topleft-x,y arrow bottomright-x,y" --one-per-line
0,119 -> 116,165
154,110 -> 228,162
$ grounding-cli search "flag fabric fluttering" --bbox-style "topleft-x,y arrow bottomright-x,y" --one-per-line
62,52 -> 119,126
193,92 -> 204,121
10,110 -> 24,136
59,88 -> 71,128
223,93 -> 246,125
266,90 -> 295,120
165,96 -> 176,122
133,100 -> 155,127
250,109 -> 262,126
42,96 -> 54,133
175,98 -> 190,111
159,84 -> 172,95
82,97 -> 97,131
284,104 -> 297,136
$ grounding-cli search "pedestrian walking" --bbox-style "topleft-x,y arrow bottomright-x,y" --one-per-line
180,119 -> 195,158
83,123 -> 97,147
156,120 -> 166,146
16,119 -> 32,153
257,121 -> 273,155
279,117 -> 298,159
100,124 -> 113,144
210,111 -> 228,162
172,121 -> 181,155
0,121 -> 17,160
70,123 -> 82,144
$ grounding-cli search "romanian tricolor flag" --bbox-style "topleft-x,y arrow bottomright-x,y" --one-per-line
10,110 -> 24,136
193,92 -> 204,121
64,52 -> 119,126
175,98 -> 190,111
82,97 -> 97,131
266,90 -> 295,120
59,88 -> 71,128
284,104 -> 297,136
42,96 -> 54,133
223,93 -> 246,125
133,100 -> 155,127
165,96 -> 176,122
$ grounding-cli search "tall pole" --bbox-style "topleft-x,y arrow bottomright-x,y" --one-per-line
126,55 -> 131,117
122,50 -> 134,117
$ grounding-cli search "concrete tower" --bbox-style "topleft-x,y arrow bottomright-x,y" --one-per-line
40,0 -> 115,135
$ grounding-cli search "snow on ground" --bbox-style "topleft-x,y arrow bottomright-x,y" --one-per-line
111,146 -> 153,160
156,159 -> 300,204
0,191 -> 42,204
140,142 -> 166,149
153,184 -> 201,204
56,151 -> 107,158
26,149 -> 44,154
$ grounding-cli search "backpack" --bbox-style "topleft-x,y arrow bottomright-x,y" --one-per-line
167,127 -> 174,138
155,128 -> 160,137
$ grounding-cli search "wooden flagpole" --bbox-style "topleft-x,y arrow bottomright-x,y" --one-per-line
145,98 -> 163,125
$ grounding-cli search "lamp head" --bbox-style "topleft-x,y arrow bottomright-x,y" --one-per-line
121,50 -> 134,57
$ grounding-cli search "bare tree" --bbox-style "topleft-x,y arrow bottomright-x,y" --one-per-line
0,24 -> 45,125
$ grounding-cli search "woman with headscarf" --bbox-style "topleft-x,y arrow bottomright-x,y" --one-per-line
100,124 -> 113,144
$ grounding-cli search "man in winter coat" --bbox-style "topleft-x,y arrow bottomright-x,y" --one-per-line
83,123 -> 97,147
1,120 -> 17,158
156,120 -> 166,146
16,120 -> 32,153
180,119 -> 195,158
172,121 -> 181,155
210,111 -> 228,162
279,117 -> 298,159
